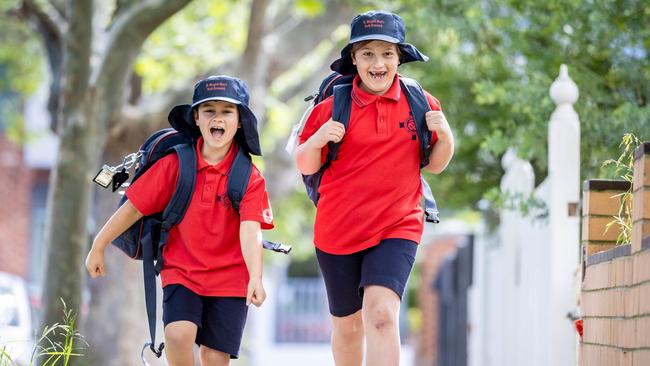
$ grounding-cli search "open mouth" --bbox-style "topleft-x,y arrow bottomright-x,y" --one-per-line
210,127 -> 225,139
369,71 -> 387,80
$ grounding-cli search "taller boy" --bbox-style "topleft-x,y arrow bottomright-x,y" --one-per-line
295,10 -> 454,365
86,75 -> 274,366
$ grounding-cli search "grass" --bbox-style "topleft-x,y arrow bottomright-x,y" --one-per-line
0,299 -> 87,366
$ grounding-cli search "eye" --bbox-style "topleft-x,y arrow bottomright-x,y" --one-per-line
362,51 -> 373,57
384,51 -> 395,57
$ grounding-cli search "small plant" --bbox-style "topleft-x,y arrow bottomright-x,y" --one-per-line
0,299 -> 87,366
601,133 -> 640,245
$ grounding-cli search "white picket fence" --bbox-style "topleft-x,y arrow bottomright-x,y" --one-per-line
470,65 -> 581,366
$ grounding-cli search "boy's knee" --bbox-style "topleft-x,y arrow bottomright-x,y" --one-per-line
199,346 -> 230,365
363,301 -> 398,331
332,311 -> 363,338
165,321 -> 197,350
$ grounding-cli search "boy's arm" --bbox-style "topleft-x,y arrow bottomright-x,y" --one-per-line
85,200 -> 143,278
240,220 -> 266,307
295,119 -> 346,175
423,111 -> 454,174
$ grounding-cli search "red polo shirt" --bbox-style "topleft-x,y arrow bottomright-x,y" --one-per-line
126,138 -> 274,296
299,74 -> 440,254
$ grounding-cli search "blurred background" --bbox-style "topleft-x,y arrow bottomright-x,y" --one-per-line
0,0 -> 648,365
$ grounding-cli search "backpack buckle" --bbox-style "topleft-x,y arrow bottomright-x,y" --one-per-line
425,209 -> 440,224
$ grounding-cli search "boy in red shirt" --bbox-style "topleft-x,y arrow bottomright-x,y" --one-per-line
295,10 -> 454,366
86,75 -> 274,365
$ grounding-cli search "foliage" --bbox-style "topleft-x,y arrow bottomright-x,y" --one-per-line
0,300 -> 86,366
392,0 -> 649,210
602,133 -> 640,245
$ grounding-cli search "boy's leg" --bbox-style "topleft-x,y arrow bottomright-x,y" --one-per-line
359,238 -> 418,366
199,346 -> 231,366
331,310 -> 364,366
164,321 -> 198,366
315,248 -> 366,366
361,286 -> 401,366
162,284 -> 203,366
196,297 -> 248,362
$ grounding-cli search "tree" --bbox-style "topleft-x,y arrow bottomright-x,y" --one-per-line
13,0 -> 354,363
393,0 -> 649,209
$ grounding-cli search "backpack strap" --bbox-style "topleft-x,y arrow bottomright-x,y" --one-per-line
227,148 -> 293,253
227,148 -> 253,211
400,77 -> 440,223
142,143 -> 196,358
399,77 -> 432,167
327,83 -> 354,163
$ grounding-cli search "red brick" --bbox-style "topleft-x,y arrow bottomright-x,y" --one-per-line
633,250 -> 650,284
633,155 -> 650,192
583,216 -> 622,242
633,350 -> 650,366
0,135 -> 31,277
632,188 -> 650,221
632,220 -> 650,253
627,286 -> 641,317
636,316 -> 650,348
584,190 -> 628,217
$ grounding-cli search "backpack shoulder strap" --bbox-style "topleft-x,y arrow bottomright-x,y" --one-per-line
227,148 -> 253,212
400,77 -> 441,224
327,83 -> 353,163
162,143 -> 197,226
399,77 -> 432,168
143,142 -> 196,357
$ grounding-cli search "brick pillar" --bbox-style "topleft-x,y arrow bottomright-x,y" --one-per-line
582,179 -> 631,255
632,142 -> 650,253
0,134 -> 31,277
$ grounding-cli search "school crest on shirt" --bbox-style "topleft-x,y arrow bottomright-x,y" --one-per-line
216,193 -> 232,208
399,112 -> 418,141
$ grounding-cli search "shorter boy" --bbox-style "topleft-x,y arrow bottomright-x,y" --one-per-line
86,75 -> 274,366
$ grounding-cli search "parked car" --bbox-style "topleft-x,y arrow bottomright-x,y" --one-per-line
0,272 -> 34,365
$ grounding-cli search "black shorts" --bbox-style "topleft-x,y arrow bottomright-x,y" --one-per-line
162,284 -> 248,359
315,238 -> 418,317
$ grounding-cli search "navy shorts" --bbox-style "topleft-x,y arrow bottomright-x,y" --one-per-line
162,284 -> 248,359
315,238 -> 418,317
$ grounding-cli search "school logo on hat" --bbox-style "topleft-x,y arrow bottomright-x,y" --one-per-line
330,10 -> 429,74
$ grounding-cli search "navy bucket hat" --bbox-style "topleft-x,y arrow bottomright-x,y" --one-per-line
168,75 -> 262,156
330,10 -> 429,75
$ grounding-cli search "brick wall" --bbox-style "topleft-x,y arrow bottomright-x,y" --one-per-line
581,142 -> 650,366
0,134 -> 31,277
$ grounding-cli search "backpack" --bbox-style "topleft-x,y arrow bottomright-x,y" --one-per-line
292,72 -> 440,224
102,116 -> 290,359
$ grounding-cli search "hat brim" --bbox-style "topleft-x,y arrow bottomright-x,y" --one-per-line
168,103 -> 262,156
330,42 -> 429,75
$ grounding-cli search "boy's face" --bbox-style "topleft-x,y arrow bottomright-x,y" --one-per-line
351,40 -> 399,95
194,100 -> 241,150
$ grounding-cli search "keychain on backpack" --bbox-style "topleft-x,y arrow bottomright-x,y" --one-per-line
93,151 -> 142,192
284,97 -> 316,156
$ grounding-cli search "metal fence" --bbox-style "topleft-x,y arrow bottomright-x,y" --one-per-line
274,277 -> 332,343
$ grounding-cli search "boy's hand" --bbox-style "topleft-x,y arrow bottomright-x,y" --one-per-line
425,111 -> 452,142
246,277 -> 266,307
310,119 -> 346,148
85,247 -> 107,278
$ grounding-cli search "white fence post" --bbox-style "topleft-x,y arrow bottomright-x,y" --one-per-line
547,64 -> 581,365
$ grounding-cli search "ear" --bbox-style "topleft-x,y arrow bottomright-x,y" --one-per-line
193,109 -> 199,125
351,52 -> 356,66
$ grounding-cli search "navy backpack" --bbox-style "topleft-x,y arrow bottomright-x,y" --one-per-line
299,72 -> 440,223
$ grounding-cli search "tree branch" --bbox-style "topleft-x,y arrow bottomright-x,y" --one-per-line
19,0 -> 67,130
59,0 -> 92,127
266,2 -> 353,79
92,0 -> 191,126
